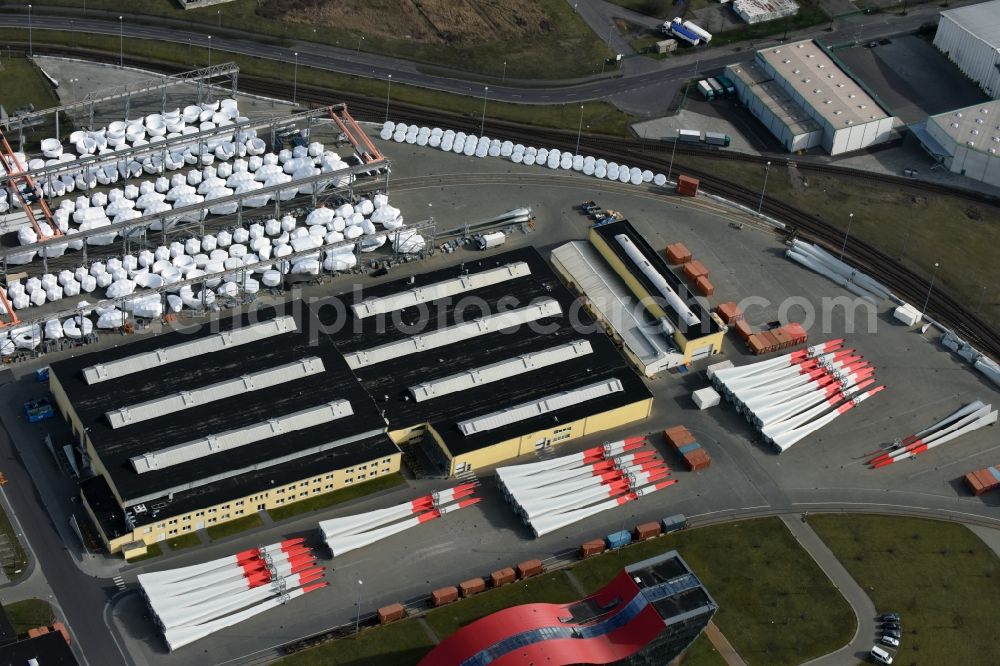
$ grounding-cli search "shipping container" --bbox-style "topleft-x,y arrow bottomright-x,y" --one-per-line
965,466 -> 1000,495
716,302 -> 743,324
687,449 -> 711,471
706,78 -> 724,96
784,322 -> 807,344
635,522 -> 662,540
580,539 -> 607,558
694,275 -> 714,296
704,132 -> 732,147
697,80 -> 715,100
662,514 -> 687,533
378,603 -> 406,625
772,327 -> 792,350
516,559 -> 543,579
683,260 -> 708,280
666,242 -> 692,265
692,387 -> 721,409
678,442 -> 702,455
664,426 -> 695,448
748,334 -> 766,355
432,587 -> 459,607
715,75 -> 736,95
735,319 -> 753,341
490,568 -> 516,587
605,530 -> 633,549
677,129 -> 702,144
761,331 -> 780,353
460,578 -> 486,597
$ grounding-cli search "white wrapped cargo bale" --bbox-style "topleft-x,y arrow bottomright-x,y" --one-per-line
692,387 -> 721,410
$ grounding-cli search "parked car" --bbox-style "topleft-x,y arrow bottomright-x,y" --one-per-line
882,628 -> 901,640
871,645 -> 893,665
878,613 -> 901,622
880,635 -> 900,648
881,621 -> 901,631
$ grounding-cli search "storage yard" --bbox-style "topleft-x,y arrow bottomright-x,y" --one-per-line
3,55 -> 1000,666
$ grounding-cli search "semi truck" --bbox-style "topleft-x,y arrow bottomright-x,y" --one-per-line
677,129 -> 703,144
697,80 -> 715,100
705,131 -> 732,147
682,19 -> 713,43
707,78 -> 724,97
666,20 -> 701,46
715,74 -> 736,95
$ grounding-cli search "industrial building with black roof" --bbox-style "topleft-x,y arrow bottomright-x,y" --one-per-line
52,246 -> 653,556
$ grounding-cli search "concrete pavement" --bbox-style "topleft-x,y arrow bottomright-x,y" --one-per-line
783,515 -> 879,666
704,620 -> 749,666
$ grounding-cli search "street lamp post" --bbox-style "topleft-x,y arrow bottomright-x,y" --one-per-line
354,580 -> 364,634
921,262 -> 940,318
356,36 -> 364,56
118,16 -> 123,67
502,60 -> 507,82
207,35 -> 212,68
217,9 -> 221,28
667,133 -> 679,183
385,74 -> 392,122
292,52 -> 298,104
839,212 -> 853,261
575,105 -> 584,154
480,86 -> 489,136
757,161 -> 771,215
27,5 -> 32,58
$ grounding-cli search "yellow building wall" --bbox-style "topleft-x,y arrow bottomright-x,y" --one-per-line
588,229 -> 726,364
444,397 -> 653,474
92,451 -> 401,556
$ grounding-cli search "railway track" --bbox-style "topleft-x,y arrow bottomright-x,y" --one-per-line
11,43 -> 1000,359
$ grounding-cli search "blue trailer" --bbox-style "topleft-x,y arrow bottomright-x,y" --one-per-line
662,514 -> 688,534
24,398 -> 54,423
670,22 -> 701,47
605,530 -> 633,549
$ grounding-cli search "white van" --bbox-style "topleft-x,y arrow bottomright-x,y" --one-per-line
871,645 -> 893,665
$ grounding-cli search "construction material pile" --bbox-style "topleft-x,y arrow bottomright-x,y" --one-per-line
868,400 -> 997,468
785,239 -> 893,304
319,484 -> 480,557
711,338 -> 884,452
496,437 -> 676,538
138,538 -> 326,651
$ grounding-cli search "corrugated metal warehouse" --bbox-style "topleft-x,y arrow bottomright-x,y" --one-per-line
934,0 -> 1000,99
53,247 -> 655,556
727,40 -> 896,155
920,99 -> 1000,187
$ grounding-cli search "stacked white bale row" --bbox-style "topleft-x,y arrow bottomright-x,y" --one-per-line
319,484 -> 480,557
785,239 -> 894,305
137,538 -> 327,652
869,400 -> 997,468
496,437 -> 677,538
0,193 -> 407,335
711,338 -> 885,452
380,121 -> 673,188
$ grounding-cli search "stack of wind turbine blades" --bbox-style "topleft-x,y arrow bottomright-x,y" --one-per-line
529,479 -> 677,538
727,349 -> 861,414
137,539 -> 326,651
869,401 -> 998,468
769,385 -> 885,452
320,483 -> 481,557
711,339 -> 845,393
752,361 -> 873,430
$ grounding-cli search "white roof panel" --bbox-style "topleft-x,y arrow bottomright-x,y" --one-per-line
345,298 -> 562,370
83,315 -> 297,385
941,0 -> 1000,47
130,399 -> 353,473
106,357 -> 326,429
457,378 -> 624,436
409,340 -> 593,402
351,261 -> 531,319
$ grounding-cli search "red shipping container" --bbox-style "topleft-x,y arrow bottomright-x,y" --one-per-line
378,603 -> 407,625
635,522 -> 662,540
716,302 -> 743,324
734,320 -> 753,341
432,587 -> 458,607
695,275 -> 714,296
677,175 -> 699,196
490,568 -> 516,587
772,328 -> 792,350
748,334 -> 766,355
460,578 -> 486,597
665,427 -> 695,448
666,243 -> 692,265
784,322 -> 807,344
760,331 -> 780,353
517,559 -> 543,579
683,261 -> 708,280
580,539 -> 607,558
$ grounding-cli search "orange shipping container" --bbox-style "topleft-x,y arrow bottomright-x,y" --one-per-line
772,328 -> 792,349
517,559 -> 543,579
683,260 -> 708,280
784,322 -> 807,344
694,275 -> 714,296
716,302 -> 743,324
635,522 -> 662,540
677,175 -> 699,196
490,568 -> 516,587
666,243 -> 692,265
760,331 -> 780,352
735,320 -> 753,341
432,587 -> 459,607
664,427 -> 695,448
748,334 -> 766,355
580,539 -> 607,558
378,603 -> 407,625
460,578 -> 487,597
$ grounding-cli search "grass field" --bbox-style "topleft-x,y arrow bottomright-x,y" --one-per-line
267,474 -> 406,522
808,515 -> 1000,666
127,541 -> 162,562
671,154 -> 1000,326
607,0 -> 677,19
279,618 -> 435,666
0,56 -> 60,112
681,633 -> 727,666
164,532 -> 201,551
206,514 -> 263,541
8,0 -> 611,80
0,29 -> 633,137
572,518 -> 855,666
4,599 -> 54,635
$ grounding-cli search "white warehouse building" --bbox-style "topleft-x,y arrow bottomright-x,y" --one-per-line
919,100 -> 1000,187
934,0 -> 1000,99
726,40 -> 897,155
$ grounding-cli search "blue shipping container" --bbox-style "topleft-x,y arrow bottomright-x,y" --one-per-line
678,442 -> 701,454
605,530 -> 633,549
36,367 -> 50,382
662,514 -> 687,533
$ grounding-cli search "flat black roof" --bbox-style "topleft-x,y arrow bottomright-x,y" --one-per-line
0,631 -> 78,666
319,246 -> 652,458
592,219 -> 722,338
51,303 -> 388,510
0,607 -> 15,647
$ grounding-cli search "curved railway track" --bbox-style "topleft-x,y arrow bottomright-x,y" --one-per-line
11,43 -> 1000,359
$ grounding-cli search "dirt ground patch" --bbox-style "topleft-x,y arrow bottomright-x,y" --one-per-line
261,0 -> 557,46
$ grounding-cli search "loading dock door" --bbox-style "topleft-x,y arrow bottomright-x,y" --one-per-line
689,344 -> 714,362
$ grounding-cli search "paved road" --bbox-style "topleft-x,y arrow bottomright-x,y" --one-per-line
0,0 -> 977,109
704,620 -> 749,666
784,515 -> 879,666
